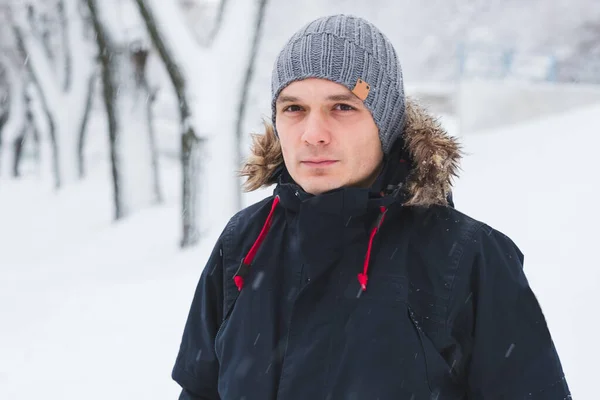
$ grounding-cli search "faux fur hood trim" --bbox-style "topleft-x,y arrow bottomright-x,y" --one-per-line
240,98 -> 462,207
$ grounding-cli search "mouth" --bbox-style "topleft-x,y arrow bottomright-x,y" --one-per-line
301,160 -> 338,167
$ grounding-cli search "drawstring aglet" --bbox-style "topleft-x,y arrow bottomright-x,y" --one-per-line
234,275 -> 244,291
233,260 -> 251,291
357,273 -> 368,291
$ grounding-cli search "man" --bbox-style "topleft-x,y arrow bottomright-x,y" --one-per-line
172,14 -> 570,400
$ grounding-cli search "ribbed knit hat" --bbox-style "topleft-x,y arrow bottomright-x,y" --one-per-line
271,14 -> 406,155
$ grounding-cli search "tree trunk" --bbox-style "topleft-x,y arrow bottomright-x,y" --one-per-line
12,126 -> 27,177
132,40 -> 163,205
77,70 -> 97,179
0,113 -> 8,141
0,69 -> 9,176
135,0 -> 203,247
0,111 -> 8,176
0,60 -> 8,131
235,0 -> 269,207
42,100 -> 60,188
12,92 -> 37,177
0,56 -> 20,178
145,85 -> 163,204
87,0 -> 160,220
181,127 -> 203,247
57,0 -> 72,91
13,25 -> 61,188
86,0 -> 121,218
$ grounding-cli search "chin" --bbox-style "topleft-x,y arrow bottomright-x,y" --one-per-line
301,180 -> 344,195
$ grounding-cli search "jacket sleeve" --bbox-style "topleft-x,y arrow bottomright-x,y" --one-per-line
459,225 -> 571,399
171,230 -> 227,400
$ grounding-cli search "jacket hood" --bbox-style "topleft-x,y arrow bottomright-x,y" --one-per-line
240,98 -> 462,207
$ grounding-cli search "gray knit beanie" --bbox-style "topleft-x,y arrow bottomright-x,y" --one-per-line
271,14 -> 406,155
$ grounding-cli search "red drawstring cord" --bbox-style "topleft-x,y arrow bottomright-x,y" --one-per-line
235,197 -> 387,293
358,206 -> 388,291
243,196 -> 280,265
234,196 -> 280,291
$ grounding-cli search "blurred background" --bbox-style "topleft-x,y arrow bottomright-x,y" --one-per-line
1,0 -> 598,398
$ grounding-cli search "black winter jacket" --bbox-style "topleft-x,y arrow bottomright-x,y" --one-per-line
172,102 -> 570,400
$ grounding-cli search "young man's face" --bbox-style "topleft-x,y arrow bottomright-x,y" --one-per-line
275,78 -> 384,195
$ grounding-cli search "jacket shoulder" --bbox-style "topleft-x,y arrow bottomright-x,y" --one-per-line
401,205 -> 527,311
403,205 -> 487,266
406,204 -> 523,281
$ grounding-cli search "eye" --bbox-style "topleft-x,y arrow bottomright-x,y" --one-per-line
334,103 -> 355,111
282,105 -> 303,113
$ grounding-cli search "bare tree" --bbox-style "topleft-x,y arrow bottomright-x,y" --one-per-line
0,40 -> 43,179
76,70 -> 97,179
11,0 -> 96,188
235,0 -> 269,182
85,0 -> 163,220
0,60 -> 10,175
12,89 -> 41,177
0,42 -> 32,179
136,0 -> 269,247
0,2 -> 23,178
0,61 -> 7,130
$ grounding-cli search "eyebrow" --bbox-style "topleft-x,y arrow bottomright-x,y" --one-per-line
276,93 -> 361,104
326,94 -> 361,103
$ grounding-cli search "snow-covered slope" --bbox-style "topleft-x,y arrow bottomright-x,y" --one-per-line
0,161 -> 223,399
454,102 -> 600,400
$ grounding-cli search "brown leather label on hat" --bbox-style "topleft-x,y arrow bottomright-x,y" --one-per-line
352,78 -> 370,101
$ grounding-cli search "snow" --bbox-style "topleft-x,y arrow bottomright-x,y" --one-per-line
0,159 -> 226,399
2,1 -> 598,398
1,99 -> 598,399
453,102 -> 600,400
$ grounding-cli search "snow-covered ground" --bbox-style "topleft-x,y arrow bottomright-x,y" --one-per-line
453,102 -> 600,400
0,161 -> 218,399
454,104 -> 600,400
1,102 -> 598,399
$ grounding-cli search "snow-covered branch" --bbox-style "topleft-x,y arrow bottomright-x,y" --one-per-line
137,0 -> 269,247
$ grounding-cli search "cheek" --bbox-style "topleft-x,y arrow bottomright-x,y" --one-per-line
355,137 -> 383,172
278,134 -> 297,168
276,126 -> 290,152
279,143 -> 291,166
277,122 -> 296,144
279,131 -> 293,150
353,135 -> 378,157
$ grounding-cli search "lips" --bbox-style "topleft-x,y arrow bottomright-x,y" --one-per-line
301,160 -> 337,166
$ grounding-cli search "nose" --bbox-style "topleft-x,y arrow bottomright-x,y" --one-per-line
301,111 -> 331,146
